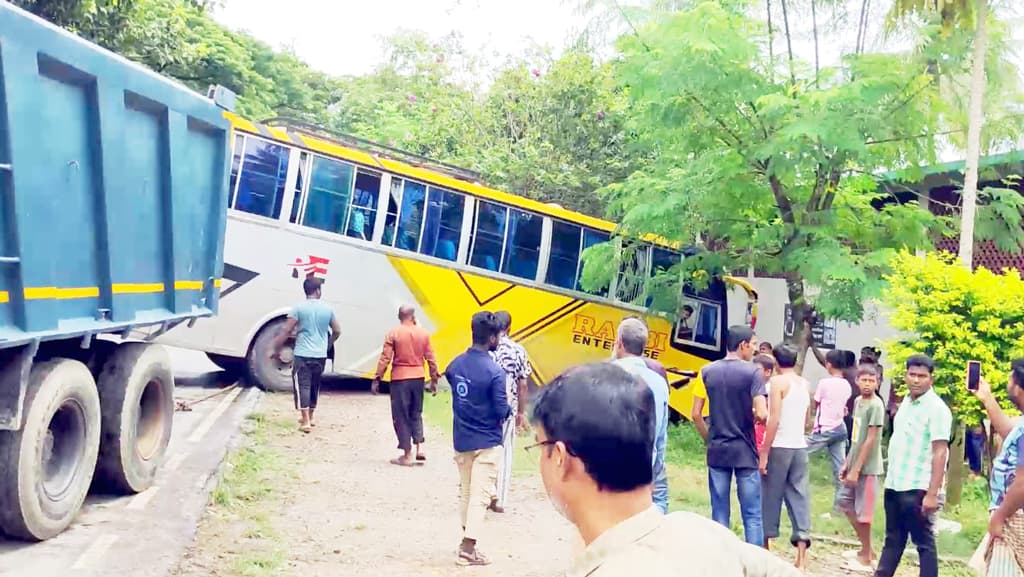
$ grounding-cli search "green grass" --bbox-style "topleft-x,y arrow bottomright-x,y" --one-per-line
423,394 -> 537,475
427,395 -> 982,568
209,411 -> 296,577
665,422 -> 986,563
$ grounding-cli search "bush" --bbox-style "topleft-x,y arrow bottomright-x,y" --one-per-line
883,251 -> 1024,425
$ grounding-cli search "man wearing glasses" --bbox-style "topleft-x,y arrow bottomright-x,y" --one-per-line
527,362 -> 799,576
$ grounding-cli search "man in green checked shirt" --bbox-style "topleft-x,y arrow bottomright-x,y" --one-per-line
875,354 -> 952,577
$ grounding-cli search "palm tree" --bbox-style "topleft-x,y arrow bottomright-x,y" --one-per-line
888,0 -> 986,270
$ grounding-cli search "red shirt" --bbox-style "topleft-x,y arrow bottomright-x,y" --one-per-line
375,322 -> 439,382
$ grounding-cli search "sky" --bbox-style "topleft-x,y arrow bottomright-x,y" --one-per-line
213,0 -> 588,77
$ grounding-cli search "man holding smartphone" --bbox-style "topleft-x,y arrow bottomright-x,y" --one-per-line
875,354 -> 951,577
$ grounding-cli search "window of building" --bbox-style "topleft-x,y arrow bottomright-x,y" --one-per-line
546,220 -> 582,290
420,187 -> 465,261
346,170 -> 381,241
394,180 -> 427,252
502,208 -> 543,280
470,201 -> 507,272
232,136 -> 290,219
303,155 -> 354,234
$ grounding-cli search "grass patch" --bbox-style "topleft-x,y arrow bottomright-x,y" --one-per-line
423,394 -> 538,476
666,422 -> 986,562
208,411 -> 295,577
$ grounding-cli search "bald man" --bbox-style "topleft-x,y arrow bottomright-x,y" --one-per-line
373,305 -> 440,466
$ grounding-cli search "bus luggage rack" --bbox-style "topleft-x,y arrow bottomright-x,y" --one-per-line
264,117 -> 485,185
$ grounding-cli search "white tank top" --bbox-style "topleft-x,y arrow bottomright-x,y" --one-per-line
772,375 -> 810,449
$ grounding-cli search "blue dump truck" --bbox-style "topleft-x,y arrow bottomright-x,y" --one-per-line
0,5 -> 230,540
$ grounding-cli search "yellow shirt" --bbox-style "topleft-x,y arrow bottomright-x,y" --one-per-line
568,507 -> 801,577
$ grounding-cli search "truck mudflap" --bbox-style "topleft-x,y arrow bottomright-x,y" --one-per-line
0,341 -> 38,430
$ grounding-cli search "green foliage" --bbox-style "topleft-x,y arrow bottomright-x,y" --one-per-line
883,251 -> 1024,424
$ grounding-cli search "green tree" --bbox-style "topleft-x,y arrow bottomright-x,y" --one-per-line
580,0 -> 1022,370
884,251 -> 1024,427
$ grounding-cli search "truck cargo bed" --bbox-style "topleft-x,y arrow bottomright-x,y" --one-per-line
0,4 -> 230,348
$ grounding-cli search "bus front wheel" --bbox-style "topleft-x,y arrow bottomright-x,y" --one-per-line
247,318 -> 295,393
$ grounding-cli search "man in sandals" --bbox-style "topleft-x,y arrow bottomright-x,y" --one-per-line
372,305 -> 440,467
488,310 -> 531,513
271,277 -> 339,433
445,311 -> 509,566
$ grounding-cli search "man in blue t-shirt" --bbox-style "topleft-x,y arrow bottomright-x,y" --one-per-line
612,317 -> 669,513
445,311 -> 509,567
272,277 -> 340,433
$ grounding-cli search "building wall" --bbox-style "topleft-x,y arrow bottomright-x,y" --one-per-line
746,276 -> 902,400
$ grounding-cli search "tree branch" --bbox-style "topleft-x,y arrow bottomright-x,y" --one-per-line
770,173 -> 796,225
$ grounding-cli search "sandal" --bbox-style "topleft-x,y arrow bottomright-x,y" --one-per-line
416,454 -> 426,461
456,550 -> 491,566
299,424 -> 312,433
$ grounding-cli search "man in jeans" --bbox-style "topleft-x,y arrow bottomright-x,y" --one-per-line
875,354 -> 951,577
445,311 -> 510,567
692,325 -> 767,546
271,277 -> 340,433
613,318 -> 669,513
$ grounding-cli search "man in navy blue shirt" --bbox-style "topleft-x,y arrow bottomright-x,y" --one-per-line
446,311 -> 510,566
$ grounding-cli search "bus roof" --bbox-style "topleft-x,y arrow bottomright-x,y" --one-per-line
225,112 -> 617,233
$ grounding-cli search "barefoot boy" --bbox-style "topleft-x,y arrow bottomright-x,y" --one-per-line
838,365 -> 885,572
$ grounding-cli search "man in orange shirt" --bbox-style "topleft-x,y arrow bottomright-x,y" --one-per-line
372,305 -> 440,466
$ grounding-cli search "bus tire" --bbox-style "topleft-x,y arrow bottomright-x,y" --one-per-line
247,318 -> 294,393
95,343 -> 174,494
0,359 -> 100,541
205,352 -> 245,374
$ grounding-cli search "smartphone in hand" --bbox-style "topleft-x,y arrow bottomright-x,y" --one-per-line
967,360 -> 981,391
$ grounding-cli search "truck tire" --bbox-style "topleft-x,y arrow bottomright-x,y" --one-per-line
247,318 -> 294,393
95,343 -> 174,494
0,359 -> 101,541
205,353 -> 245,374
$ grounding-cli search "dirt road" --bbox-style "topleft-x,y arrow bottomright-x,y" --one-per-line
175,390 -> 574,577
173,388 -> 971,577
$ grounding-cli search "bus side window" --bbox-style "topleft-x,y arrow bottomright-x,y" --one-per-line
228,134 -> 244,206
616,242 -> 650,304
395,180 -> 427,251
647,247 -> 680,307
420,187 -> 465,262
346,170 -> 381,241
546,220 -> 582,289
470,201 -> 507,272
303,156 -> 354,234
578,228 -> 611,296
503,208 -> 542,280
289,152 -> 309,224
382,178 -> 403,247
232,136 -> 290,219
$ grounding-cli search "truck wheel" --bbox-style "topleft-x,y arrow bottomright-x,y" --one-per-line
0,359 -> 101,541
247,318 -> 294,393
205,353 -> 245,374
95,343 -> 174,494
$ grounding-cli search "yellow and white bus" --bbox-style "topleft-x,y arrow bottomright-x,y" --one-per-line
150,114 -> 758,419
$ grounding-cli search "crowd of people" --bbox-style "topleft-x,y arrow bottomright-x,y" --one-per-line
274,278 -> 1024,576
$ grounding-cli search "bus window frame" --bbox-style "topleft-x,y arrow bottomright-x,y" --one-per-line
229,132 -> 296,221
673,295 -> 722,352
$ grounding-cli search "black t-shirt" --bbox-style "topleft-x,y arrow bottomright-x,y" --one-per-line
700,358 -> 767,470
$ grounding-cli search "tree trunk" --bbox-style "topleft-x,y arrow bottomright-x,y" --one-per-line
958,0 -> 988,270
785,275 -> 813,375
780,0 -> 796,85
811,0 -> 820,86
767,0 -> 775,83
947,422 -> 967,507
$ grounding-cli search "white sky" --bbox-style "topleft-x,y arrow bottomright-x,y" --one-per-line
213,0 -> 587,77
